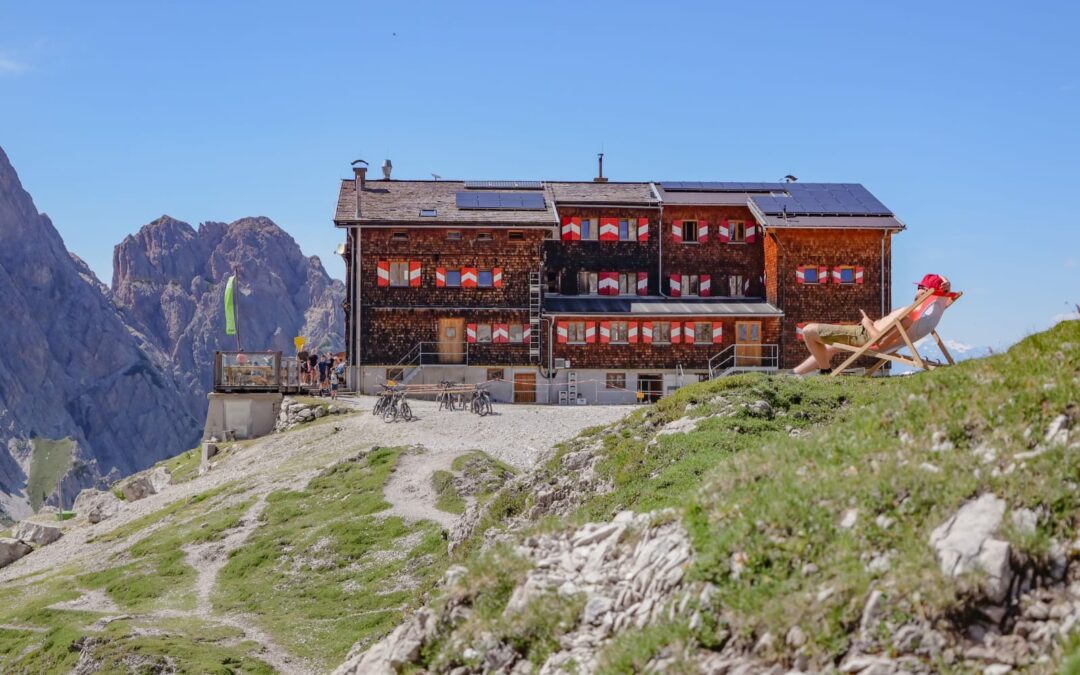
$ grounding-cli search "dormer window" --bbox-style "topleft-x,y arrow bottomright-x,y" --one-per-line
391,231 -> 409,241
477,232 -> 493,242
420,208 -> 437,217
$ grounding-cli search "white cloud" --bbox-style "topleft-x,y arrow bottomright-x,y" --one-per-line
0,56 -> 27,74
944,339 -> 977,353
1051,311 -> 1080,325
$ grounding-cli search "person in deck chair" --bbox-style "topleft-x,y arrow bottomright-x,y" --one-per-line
793,274 -> 957,376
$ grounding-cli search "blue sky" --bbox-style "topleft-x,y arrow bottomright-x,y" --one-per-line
1,1 -> 1078,351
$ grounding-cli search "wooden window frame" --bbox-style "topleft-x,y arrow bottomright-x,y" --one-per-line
606,372 -> 627,390
694,322 -> 711,344
388,261 -> 410,287
653,321 -> 671,344
476,323 -> 493,343
391,230 -> 409,241
730,220 -> 747,243
446,230 -> 463,241
445,269 -> 462,287
682,220 -> 701,244
836,265 -> 857,285
507,230 -> 525,241
581,219 -> 598,241
618,219 -> 637,241
729,274 -> 745,297
486,368 -> 505,382
567,321 -> 587,344
477,231 -> 493,242
803,267 -> 821,284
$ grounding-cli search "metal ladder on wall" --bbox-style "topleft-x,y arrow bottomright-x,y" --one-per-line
528,271 -> 542,363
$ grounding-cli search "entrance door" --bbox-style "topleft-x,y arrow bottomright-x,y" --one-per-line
736,321 -> 762,367
513,372 -> 537,403
638,374 -> 663,403
437,318 -> 465,364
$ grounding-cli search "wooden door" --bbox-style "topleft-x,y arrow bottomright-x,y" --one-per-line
735,321 -> 762,367
513,373 -> 536,403
437,318 -> 465,364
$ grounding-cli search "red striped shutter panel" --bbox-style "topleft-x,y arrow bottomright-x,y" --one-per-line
557,321 -> 569,343
718,218 -> 731,243
672,220 -> 683,243
831,268 -> 842,284
818,266 -> 829,284
376,260 -> 390,286
699,274 -> 711,297
685,322 -> 696,344
467,323 -> 477,343
493,323 -> 509,343
561,216 -> 582,240
435,267 -> 446,287
585,322 -> 597,344
641,321 -> 653,344
637,272 -> 648,295
671,321 -> 682,344
746,223 -> 757,243
599,321 -> 611,343
698,221 -> 709,244
855,266 -> 865,284
461,267 -> 478,288
796,266 -> 806,284
409,261 -> 422,287
669,273 -> 681,297
599,217 -> 619,242
637,218 -> 649,242
712,322 -> 723,344
598,271 -> 618,296
493,267 -> 503,288
628,322 -> 638,343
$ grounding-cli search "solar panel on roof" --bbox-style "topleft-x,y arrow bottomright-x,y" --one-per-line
660,181 -> 785,193
463,180 -> 544,190
749,184 -> 892,216
455,191 -> 547,210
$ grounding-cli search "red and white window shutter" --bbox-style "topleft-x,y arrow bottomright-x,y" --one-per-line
637,218 -> 649,242
467,323 -> 478,343
557,321 -> 569,343
376,260 -> 390,287
796,266 -> 806,284
718,217 -> 731,243
685,323 -> 696,344
628,322 -> 639,343
856,266 -> 865,284
818,266 -> 829,284
637,272 -> 648,295
698,221 -> 709,244
746,223 -> 758,243
699,274 -> 711,297
598,271 -> 619,296
712,322 -> 723,344
831,267 -> 843,284
585,322 -> 597,344
561,216 -> 581,241
671,321 -> 682,344
672,220 -> 683,243
435,267 -> 446,287
461,267 -> 478,288
409,261 -> 422,287
599,321 -> 611,343
493,267 -> 503,288
493,323 -> 509,343
599,217 -> 619,242
641,321 -> 653,344
669,273 -> 682,297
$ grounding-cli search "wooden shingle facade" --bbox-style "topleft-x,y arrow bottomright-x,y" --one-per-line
335,165 -> 903,403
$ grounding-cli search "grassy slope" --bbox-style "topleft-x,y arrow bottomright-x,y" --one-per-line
437,321 -> 1080,672
27,437 -> 73,511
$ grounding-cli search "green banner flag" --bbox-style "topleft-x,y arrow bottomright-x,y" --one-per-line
224,275 -> 237,336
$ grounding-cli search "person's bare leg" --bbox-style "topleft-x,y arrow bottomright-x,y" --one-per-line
801,325 -> 835,371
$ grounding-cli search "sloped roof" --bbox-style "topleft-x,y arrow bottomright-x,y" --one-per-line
546,182 -> 659,206
544,296 -> 782,316
335,180 -> 555,225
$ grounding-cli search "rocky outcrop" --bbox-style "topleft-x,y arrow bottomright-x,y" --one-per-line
0,538 -> 33,568
930,493 -> 1012,602
72,488 -> 123,524
274,397 -> 350,432
0,145 -> 202,520
111,215 -> 345,418
12,520 -> 63,546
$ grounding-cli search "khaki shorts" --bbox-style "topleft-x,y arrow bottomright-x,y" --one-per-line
815,323 -> 870,347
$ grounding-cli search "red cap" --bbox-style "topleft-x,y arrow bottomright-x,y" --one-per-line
915,273 -> 945,290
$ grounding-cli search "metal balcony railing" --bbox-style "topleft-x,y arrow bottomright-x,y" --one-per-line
707,344 -> 780,379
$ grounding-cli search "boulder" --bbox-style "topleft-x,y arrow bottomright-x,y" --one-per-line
148,466 -> 171,493
12,520 -> 62,546
121,475 -> 156,502
73,488 -> 123,524
0,538 -> 33,568
930,494 -> 1012,602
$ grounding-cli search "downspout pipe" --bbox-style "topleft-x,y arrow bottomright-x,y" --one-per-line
648,183 -> 667,298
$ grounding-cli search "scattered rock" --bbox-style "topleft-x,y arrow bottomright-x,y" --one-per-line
120,475 -> 156,501
12,521 -> 62,546
0,538 -> 33,568
840,509 -> 859,529
929,494 -> 1012,603
73,488 -> 123,524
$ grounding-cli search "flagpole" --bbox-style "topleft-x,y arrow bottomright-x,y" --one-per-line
234,265 -> 243,351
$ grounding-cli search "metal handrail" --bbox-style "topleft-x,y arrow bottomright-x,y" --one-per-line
708,343 -> 780,379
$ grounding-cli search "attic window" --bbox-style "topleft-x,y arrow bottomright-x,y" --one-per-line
508,230 -> 525,241
446,230 -> 463,241
420,208 -> 437,217
391,231 -> 409,241
477,232 -> 493,242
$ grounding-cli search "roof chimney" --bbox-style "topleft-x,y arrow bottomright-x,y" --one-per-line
382,159 -> 393,180
594,153 -> 608,183
351,159 -> 367,218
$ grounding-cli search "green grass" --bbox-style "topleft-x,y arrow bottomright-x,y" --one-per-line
433,469 -> 466,515
27,438 -> 74,511
159,447 -> 201,484
214,447 -> 449,671
90,481 -> 238,544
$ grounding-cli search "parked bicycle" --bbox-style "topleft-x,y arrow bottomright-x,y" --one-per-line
373,385 -> 395,417
470,387 -> 493,417
383,389 -> 413,422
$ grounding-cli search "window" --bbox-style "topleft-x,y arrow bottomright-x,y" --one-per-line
837,266 -> 856,284
476,324 -> 492,343
487,368 -> 504,382
477,232 -> 493,242
684,221 -> 701,243
419,209 -> 437,218
618,273 -> 634,295
581,219 -> 598,241
546,270 -> 559,293
606,373 -> 627,390
386,368 -> 404,382
653,322 -> 671,343
681,274 -> 700,296
509,324 -> 523,343
446,230 -> 463,241
803,267 -> 819,284
508,230 -> 525,241
389,261 -> 410,287
391,231 -> 409,241
618,219 -> 637,241
445,270 -> 462,287
731,221 -> 746,242
729,275 -> 745,297
694,322 -> 711,343
578,271 -> 598,295
478,270 -> 494,287
610,321 -> 629,344
567,321 -> 587,343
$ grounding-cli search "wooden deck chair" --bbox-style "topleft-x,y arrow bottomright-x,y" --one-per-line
828,289 -> 963,377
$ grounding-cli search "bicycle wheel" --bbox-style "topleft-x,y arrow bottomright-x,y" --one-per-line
401,401 -> 413,421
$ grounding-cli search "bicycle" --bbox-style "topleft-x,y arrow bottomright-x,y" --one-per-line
436,381 -> 457,412
373,384 -> 396,416
470,388 -> 493,417
383,389 -> 413,422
